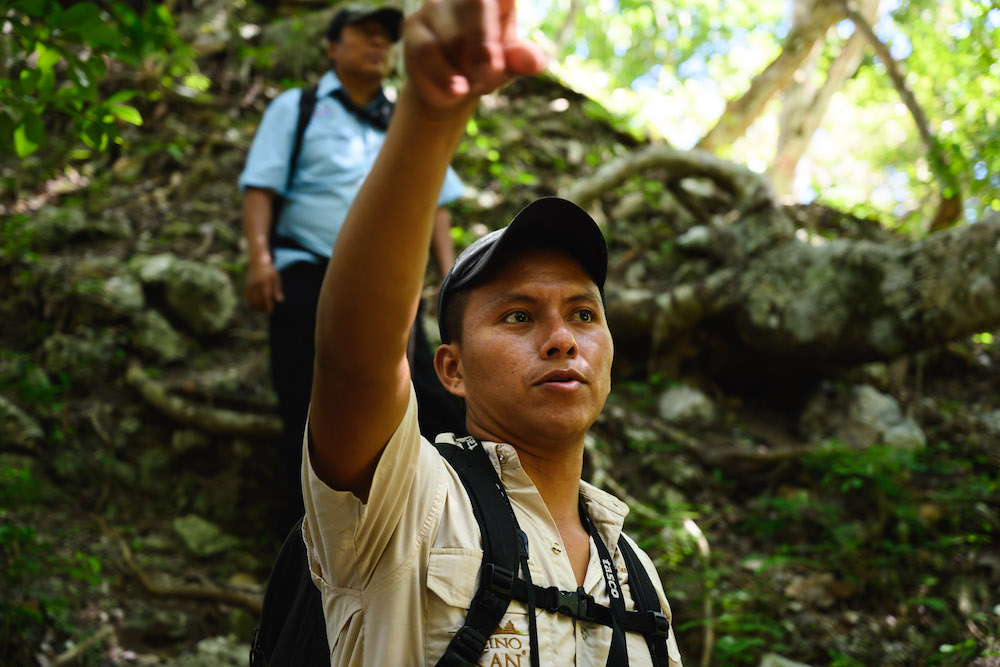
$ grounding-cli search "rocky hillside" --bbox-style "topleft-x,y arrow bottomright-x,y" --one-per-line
2,4 -> 999,665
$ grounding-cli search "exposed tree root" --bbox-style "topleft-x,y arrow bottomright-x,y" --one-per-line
101,518 -> 263,615
54,624 -> 116,665
125,361 -> 281,437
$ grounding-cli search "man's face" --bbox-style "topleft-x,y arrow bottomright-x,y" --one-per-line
442,248 -> 614,449
327,19 -> 393,81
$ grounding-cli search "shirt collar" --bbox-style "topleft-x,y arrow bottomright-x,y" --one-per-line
434,435 -> 631,549
318,69 -> 389,110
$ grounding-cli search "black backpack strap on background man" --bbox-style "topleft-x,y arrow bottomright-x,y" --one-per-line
269,84 -> 320,255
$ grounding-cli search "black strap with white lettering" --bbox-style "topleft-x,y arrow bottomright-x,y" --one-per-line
582,501 -> 630,666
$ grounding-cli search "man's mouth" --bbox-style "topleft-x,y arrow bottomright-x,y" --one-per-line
536,370 -> 586,386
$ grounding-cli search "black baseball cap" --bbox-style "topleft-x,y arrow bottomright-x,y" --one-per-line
437,197 -> 608,343
326,4 -> 404,43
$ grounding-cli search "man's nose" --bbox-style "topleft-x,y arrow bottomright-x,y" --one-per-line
542,319 -> 577,358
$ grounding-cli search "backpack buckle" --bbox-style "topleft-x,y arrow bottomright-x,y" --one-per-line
556,586 -> 595,622
444,625 -> 487,666
650,611 -> 669,639
482,563 -> 515,596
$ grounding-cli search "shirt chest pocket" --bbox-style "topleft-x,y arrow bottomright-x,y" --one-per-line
426,549 -> 532,667
301,117 -> 380,187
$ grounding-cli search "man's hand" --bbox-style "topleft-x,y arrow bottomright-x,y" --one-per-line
404,0 -> 546,110
245,257 -> 283,314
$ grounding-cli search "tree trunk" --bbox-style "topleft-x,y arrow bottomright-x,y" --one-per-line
695,0 -> 841,153
770,0 -> 882,199
607,211 -> 1000,382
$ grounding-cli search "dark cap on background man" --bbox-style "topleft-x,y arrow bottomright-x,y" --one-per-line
326,4 -> 404,43
437,197 -> 608,343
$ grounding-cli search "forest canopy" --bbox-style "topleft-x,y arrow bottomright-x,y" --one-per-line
3,0 -> 999,230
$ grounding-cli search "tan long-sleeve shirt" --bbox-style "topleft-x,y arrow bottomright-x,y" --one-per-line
302,386 -> 683,666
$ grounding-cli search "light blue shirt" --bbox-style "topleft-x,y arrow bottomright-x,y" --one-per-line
239,70 -> 465,270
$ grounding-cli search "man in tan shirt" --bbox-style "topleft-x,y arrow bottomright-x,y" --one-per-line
302,0 -> 683,664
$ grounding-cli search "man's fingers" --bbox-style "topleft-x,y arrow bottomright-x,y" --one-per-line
405,13 -> 473,107
272,273 -> 284,304
503,40 -> 547,77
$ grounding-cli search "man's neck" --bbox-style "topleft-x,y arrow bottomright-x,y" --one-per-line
515,442 -> 592,586
514,441 -> 586,528
334,69 -> 383,107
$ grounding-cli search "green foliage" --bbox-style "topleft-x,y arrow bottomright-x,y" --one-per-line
0,464 -> 104,659
0,213 -> 37,263
0,1 -> 195,163
0,350 -> 69,411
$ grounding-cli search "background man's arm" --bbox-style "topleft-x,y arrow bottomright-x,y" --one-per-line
308,0 -> 546,500
431,206 -> 455,286
241,186 -> 283,314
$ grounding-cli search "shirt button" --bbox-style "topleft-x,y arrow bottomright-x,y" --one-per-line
497,453 -> 506,463
552,543 -> 562,554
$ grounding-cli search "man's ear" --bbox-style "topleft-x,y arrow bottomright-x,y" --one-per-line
434,343 -> 465,398
325,40 -> 338,63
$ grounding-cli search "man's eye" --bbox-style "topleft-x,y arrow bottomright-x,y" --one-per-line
504,311 -> 529,324
572,309 -> 595,323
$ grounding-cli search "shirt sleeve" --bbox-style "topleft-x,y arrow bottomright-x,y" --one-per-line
301,385 -> 446,591
237,89 -> 300,194
436,165 -> 464,206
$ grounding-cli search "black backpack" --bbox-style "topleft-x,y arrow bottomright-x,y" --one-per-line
249,439 -> 671,666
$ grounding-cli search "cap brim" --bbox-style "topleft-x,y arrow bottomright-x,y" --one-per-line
437,197 -> 607,341
347,7 -> 404,42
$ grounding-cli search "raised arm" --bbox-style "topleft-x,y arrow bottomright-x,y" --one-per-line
308,0 -> 545,500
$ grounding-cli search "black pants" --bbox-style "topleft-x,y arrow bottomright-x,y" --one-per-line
268,261 -> 465,535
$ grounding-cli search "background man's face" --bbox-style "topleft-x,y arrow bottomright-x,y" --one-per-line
450,248 -> 614,447
328,19 -> 393,81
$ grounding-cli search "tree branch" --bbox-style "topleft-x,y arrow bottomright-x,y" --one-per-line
835,0 -> 961,230
695,0 -> 840,153
563,144 -> 775,214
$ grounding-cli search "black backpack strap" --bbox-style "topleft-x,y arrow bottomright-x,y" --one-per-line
249,517 -> 330,667
583,506 -> 630,666
618,536 -> 671,666
269,84 -> 320,254
287,84 -> 319,191
434,439 -> 522,667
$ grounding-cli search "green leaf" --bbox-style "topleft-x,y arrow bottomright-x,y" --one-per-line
109,105 -> 142,126
36,44 -> 61,73
17,0 -> 50,18
14,123 -> 39,157
104,90 -> 139,106
60,3 -> 102,32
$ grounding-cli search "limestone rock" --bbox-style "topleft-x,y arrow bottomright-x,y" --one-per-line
175,635 -> 250,666
130,253 -> 236,335
42,328 -> 120,386
800,384 -> 926,449
173,514 -> 240,557
759,654 -> 814,667
164,259 -> 237,335
132,310 -> 188,363
658,384 -> 718,425
0,395 -> 44,449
